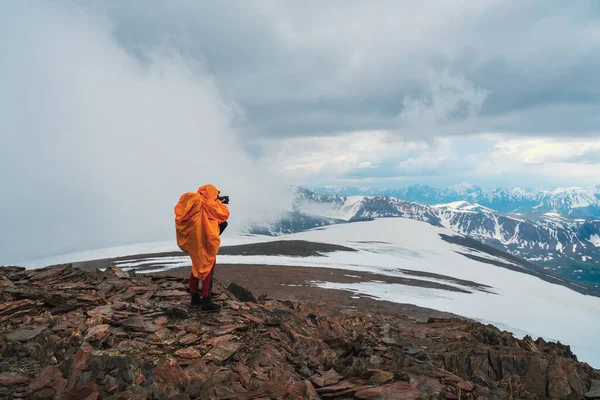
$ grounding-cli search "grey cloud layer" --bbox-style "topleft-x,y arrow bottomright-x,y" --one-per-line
98,0 -> 600,140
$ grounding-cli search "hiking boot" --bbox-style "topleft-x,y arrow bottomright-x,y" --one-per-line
190,293 -> 202,307
200,297 -> 221,313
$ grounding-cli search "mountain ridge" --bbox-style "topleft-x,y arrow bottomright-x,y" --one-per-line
306,184 -> 600,217
246,187 -> 600,287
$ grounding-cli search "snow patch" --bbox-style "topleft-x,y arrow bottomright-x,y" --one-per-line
588,234 -> 600,247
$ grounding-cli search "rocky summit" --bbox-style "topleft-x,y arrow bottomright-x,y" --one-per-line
0,265 -> 599,400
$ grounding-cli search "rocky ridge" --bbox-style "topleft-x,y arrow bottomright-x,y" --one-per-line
0,264 -> 599,400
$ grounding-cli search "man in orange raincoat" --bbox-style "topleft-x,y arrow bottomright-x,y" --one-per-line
174,184 -> 230,312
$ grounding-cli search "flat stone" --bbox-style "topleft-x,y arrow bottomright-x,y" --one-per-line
155,357 -> 190,390
411,375 -> 444,398
175,348 -> 201,359
304,380 -> 320,400
586,380 -> 600,399
7,327 -> 45,342
105,265 -> 129,278
405,347 -> 423,356
84,324 -> 111,341
122,316 -> 159,333
354,381 -> 421,400
0,372 -> 30,387
457,381 -> 474,392
62,382 -> 99,400
26,366 -> 65,398
179,333 -> 198,345
321,385 -> 376,398
203,342 -> 243,363
86,305 -> 114,319
155,290 -> 188,297
316,379 -> 357,393
370,370 -> 395,384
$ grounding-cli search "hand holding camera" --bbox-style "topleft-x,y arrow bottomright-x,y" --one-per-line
217,195 -> 230,205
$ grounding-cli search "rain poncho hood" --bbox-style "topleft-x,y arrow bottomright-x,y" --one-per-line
174,184 -> 230,279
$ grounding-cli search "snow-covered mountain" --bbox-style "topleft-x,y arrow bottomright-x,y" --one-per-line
308,184 -> 600,217
246,187 -> 600,287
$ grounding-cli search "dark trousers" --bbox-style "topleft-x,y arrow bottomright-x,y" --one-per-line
189,262 -> 215,298
189,221 -> 226,298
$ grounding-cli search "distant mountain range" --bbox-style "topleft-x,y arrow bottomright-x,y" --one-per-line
307,184 -> 600,217
245,185 -> 600,288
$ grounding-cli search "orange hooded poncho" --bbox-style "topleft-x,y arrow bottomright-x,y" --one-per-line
174,184 -> 230,279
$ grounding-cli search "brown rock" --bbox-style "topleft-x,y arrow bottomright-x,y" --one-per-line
155,327 -> 173,341
115,384 -> 147,400
411,375 -> 444,398
0,299 -> 36,323
84,324 -> 111,341
0,372 -> 30,387
6,326 -> 45,342
369,355 -> 385,366
179,333 -> 198,345
316,379 -> 358,394
66,344 -> 93,391
185,359 -> 209,381
370,370 -> 395,384
321,368 -> 344,386
354,381 -> 421,400
547,360 -> 573,399
122,316 -> 159,332
321,385 -> 376,398
522,335 -> 538,352
26,365 -> 66,399
203,342 -> 243,363
155,357 -> 190,390
304,380 -> 320,400
205,334 -> 237,347
175,348 -> 201,359
105,265 -> 129,278
0,275 -> 14,288
102,375 -> 118,393
457,381 -> 474,392
86,305 -> 114,319
61,382 -> 99,400
586,380 -> 600,399
155,290 -> 188,297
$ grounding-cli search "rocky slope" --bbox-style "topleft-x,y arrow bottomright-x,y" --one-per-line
1,264 -> 599,400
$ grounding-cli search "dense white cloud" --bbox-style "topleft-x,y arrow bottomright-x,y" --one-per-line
0,2 -> 288,263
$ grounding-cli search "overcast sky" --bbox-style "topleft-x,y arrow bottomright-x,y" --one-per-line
1,1 -> 600,262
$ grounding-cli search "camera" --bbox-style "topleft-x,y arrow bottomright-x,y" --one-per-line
217,195 -> 230,204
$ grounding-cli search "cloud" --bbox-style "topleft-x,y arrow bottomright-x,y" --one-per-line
395,71 -> 489,136
492,138 -> 600,165
262,131 -> 600,189
84,0 -> 600,140
0,2 -> 288,263
358,161 -> 378,169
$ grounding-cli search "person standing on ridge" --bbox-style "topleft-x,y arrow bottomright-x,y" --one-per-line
174,184 -> 230,312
